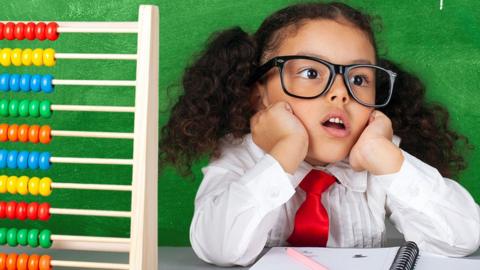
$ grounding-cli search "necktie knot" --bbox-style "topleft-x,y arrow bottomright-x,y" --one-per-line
299,169 -> 336,195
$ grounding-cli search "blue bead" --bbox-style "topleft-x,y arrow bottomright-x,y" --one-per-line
39,152 -> 51,170
7,150 -> 18,169
0,149 -> 8,168
41,74 -> 54,93
0,74 -> 10,91
28,151 -> 40,170
9,74 -> 20,92
20,74 -> 31,92
17,151 -> 29,169
30,74 -> 42,92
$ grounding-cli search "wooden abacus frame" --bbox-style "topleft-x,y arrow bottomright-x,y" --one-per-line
0,5 -> 158,270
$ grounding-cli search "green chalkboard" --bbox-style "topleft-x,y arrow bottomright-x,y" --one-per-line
0,0 -> 478,247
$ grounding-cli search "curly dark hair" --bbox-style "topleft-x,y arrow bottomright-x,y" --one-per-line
159,1 -> 471,178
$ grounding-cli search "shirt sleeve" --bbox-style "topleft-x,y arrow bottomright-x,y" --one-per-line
190,153 -> 296,266
371,150 -> 480,257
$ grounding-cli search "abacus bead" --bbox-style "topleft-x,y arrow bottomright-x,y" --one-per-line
25,22 -> 36,40
0,48 -> 12,67
0,228 -> 7,244
39,101 -> 52,118
39,255 -> 51,270
16,203 -> 28,220
39,152 -> 51,170
6,228 -> 17,246
17,228 -> 28,245
30,75 -> 41,92
17,151 -> 29,170
6,253 -> 16,270
32,49 -> 44,66
8,100 -> 19,117
19,101 -> 30,117
9,74 -> 20,91
27,229 -> 39,247
0,22 -> 4,39
28,254 -> 40,270
0,74 -> 9,91
29,100 -> 40,117
28,126 -> 40,144
7,124 -> 18,142
0,175 -> 6,193
27,202 -> 38,220
17,253 -> 29,270
0,254 -> 5,270
5,202 -> 16,219
11,49 -> 22,67
39,178 -> 52,197
39,126 -> 51,144
21,49 -> 32,66
0,202 -> 5,218
6,176 -> 17,194
7,151 -> 18,169
14,22 -> 25,40
28,177 -> 40,195
38,203 -> 50,220
18,125 -> 29,142
46,22 -> 59,41
42,49 -> 55,67
0,150 -> 8,168
28,152 -> 40,170
4,22 -> 15,40
39,230 -> 52,248
0,124 -> 8,142
19,75 -> 31,92
35,22 -> 46,40
17,176 -> 29,195
40,75 -> 53,93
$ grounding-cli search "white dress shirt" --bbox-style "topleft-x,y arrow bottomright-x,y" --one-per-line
190,134 -> 480,266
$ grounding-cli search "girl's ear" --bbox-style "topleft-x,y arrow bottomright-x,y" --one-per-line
251,81 -> 270,111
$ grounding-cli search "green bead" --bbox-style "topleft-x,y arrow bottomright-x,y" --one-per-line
6,228 -> 18,246
29,100 -> 40,117
17,228 -> 28,246
0,227 -> 7,244
0,99 -> 9,117
18,100 -> 30,117
39,100 -> 52,118
8,99 -> 19,117
27,229 -> 39,248
39,229 -> 52,248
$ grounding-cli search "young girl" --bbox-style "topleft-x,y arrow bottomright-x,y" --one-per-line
159,2 -> 480,267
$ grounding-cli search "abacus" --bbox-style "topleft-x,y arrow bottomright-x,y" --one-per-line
0,5 -> 158,270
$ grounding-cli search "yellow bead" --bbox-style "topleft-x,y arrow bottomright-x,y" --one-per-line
17,176 -> 29,195
43,48 -> 56,67
21,48 -> 33,66
0,175 -> 7,193
28,177 -> 40,196
32,48 -> 44,66
11,48 -> 23,66
7,176 -> 18,194
39,177 -> 52,196
0,48 -> 12,67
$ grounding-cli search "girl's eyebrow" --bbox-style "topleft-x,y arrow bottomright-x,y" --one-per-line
295,51 -> 374,65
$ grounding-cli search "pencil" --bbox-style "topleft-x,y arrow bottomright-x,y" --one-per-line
286,247 -> 330,270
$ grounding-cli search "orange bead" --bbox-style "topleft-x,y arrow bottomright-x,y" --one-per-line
16,254 -> 28,270
0,253 -> 6,270
27,254 -> 39,270
39,126 -> 51,144
0,124 -> 8,142
7,124 -> 18,142
6,254 -> 17,270
18,124 -> 29,143
28,125 -> 40,144
38,255 -> 51,270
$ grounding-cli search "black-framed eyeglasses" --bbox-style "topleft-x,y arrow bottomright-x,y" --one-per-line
249,55 -> 397,108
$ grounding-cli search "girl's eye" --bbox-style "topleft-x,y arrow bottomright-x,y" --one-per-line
297,68 -> 319,79
350,75 -> 369,87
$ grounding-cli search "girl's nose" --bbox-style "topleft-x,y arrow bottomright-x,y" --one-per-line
325,74 -> 350,105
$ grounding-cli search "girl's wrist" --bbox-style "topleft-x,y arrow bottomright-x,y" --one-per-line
358,137 -> 404,175
269,136 -> 308,174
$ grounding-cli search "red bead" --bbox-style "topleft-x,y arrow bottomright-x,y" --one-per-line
25,22 -> 36,40
0,201 -> 6,218
45,22 -> 59,41
16,202 -> 28,220
0,23 -> 4,40
35,22 -> 46,40
5,201 -> 17,219
4,22 -> 15,40
38,203 -> 50,221
27,202 -> 39,220
14,22 -> 25,40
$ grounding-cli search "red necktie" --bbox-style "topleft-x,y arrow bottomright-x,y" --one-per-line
287,169 -> 336,247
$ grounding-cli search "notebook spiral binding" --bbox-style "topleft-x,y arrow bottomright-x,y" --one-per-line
389,241 -> 420,270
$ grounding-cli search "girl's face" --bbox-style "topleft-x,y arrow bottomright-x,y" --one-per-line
256,19 -> 376,166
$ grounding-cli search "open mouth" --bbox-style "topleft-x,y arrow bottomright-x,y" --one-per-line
322,117 -> 346,130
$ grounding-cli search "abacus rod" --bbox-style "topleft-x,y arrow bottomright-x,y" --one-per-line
51,235 -> 130,244
51,182 -> 132,191
55,53 -> 137,60
50,157 -> 134,165
51,260 -> 129,270
50,208 -> 131,218
51,104 -> 135,113
53,79 -> 136,87
51,130 -> 134,139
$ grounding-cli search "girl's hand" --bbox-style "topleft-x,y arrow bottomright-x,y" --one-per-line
349,110 -> 404,175
250,101 -> 309,173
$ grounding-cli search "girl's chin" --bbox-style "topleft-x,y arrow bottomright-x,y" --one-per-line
305,149 -> 350,166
